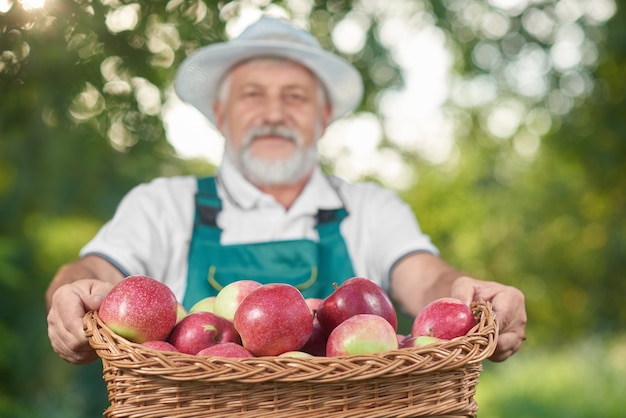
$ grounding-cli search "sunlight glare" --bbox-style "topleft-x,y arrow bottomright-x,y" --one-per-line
20,0 -> 45,9
0,0 -> 13,13
162,91 -> 224,165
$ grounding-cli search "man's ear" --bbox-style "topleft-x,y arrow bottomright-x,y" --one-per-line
212,101 -> 224,130
322,102 -> 333,131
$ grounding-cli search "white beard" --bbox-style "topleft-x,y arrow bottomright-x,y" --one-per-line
225,124 -> 319,186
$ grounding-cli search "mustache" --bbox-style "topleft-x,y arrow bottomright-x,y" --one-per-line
244,125 -> 301,146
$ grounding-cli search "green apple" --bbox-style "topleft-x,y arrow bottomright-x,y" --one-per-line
214,280 -> 261,321
189,296 -> 216,314
326,314 -> 398,357
399,335 -> 443,348
278,351 -> 314,358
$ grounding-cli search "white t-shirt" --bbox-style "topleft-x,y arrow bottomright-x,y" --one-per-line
80,159 -> 438,301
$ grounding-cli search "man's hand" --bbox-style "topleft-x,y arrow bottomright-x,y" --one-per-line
451,276 -> 527,362
47,279 -> 115,364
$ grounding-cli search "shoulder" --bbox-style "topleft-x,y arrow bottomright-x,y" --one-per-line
125,176 -> 198,200
116,176 -> 199,218
328,175 -> 405,210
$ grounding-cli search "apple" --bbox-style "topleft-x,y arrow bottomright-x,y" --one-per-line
326,314 -> 398,357
99,275 -> 178,343
399,335 -> 442,349
305,297 -> 323,313
141,340 -> 180,352
316,277 -> 398,334
278,351 -> 314,358
176,303 -> 188,323
196,342 -> 254,358
411,297 -> 476,340
214,280 -> 262,321
233,283 -> 313,357
168,311 -> 241,355
189,296 -> 216,313
300,297 -> 328,356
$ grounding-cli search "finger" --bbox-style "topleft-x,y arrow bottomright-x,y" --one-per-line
490,331 -> 525,362
83,293 -> 106,312
449,276 -> 476,306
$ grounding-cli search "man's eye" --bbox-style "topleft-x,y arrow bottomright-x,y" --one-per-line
243,90 -> 261,98
286,93 -> 306,102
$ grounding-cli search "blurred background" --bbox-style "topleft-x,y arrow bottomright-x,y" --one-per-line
1,0 -> 624,416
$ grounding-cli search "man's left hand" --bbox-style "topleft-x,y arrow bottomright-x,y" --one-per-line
451,276 -> 527,362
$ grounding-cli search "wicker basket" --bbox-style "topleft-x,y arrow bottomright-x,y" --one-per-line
84,301 -> 498,418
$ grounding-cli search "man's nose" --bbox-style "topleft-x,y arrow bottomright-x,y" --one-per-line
261,96 -> 287,124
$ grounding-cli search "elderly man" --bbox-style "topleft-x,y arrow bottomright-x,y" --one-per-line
46,16 -> 526,365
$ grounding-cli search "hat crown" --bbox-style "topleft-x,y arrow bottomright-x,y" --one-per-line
234,17 -> 320,49
174,16 -> 363,125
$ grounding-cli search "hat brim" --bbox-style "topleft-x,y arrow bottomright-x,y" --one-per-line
174,40 -> 363,125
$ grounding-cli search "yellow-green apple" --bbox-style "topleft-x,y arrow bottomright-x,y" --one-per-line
214,280 -> 262,321
278,351 -> 314,358
98,275 -> 178,343
399,335 -> 442,349
141,340 -> 179,352
168,311 -> 241,355
300,297 -> 328,356
196,342 -> 254,358
189,296 -> 216,313
411,297 -> 476,340
176,303 -> 188,323
326,314 -> 398,357
316,277 -> 398,334
233,283 -> 313,356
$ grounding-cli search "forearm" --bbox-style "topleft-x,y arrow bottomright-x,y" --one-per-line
390,252 -> 465,317
45,255 -> 124,312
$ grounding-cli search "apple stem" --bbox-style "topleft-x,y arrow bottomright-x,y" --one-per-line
332,282 -> 339,290
429,328 -> 434,337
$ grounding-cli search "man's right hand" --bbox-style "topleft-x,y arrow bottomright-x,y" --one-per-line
47,278 -> 115,364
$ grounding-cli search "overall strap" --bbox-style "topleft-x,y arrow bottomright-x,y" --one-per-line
195,176 -> 222,231
315,207 -> 355,285
183,177 -> 222,309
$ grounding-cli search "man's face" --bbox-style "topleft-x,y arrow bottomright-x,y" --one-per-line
213,59 -> 331,185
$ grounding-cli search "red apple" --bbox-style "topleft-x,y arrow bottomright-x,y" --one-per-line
99,275 -> 178,343
411,297 -> 476,340
316,277 -> 398,334
168,311 -> 241,355
141,340 -> 180,352
305,297 -> 323,313
399,335 -> 443,349
326,314 -> 398,357
189,296 -> 216,314
214,280 -> 262,321
300,298 -> 328,356
196,342 -> 254,358
233,283 -> 313,357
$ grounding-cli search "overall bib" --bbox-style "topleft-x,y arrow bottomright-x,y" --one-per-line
182,176 -> 355,310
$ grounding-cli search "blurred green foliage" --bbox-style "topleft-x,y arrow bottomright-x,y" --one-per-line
476,335 -> 626,418
1,0 -> 624,417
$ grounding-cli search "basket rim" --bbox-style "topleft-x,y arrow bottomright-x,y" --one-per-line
84,300 -> 498,384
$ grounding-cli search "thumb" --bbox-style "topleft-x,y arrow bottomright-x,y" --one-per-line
83,294 -> 106,312
450,276 -> 477,307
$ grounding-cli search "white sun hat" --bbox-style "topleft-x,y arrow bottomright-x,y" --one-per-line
173,16 -> 364,125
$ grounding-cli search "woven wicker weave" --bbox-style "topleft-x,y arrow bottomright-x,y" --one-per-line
84,301 -> 498,418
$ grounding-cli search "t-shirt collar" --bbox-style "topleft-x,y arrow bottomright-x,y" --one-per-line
216,157 -> 343,214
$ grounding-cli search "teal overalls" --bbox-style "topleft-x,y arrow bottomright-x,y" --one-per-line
182,177 -> 356,310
